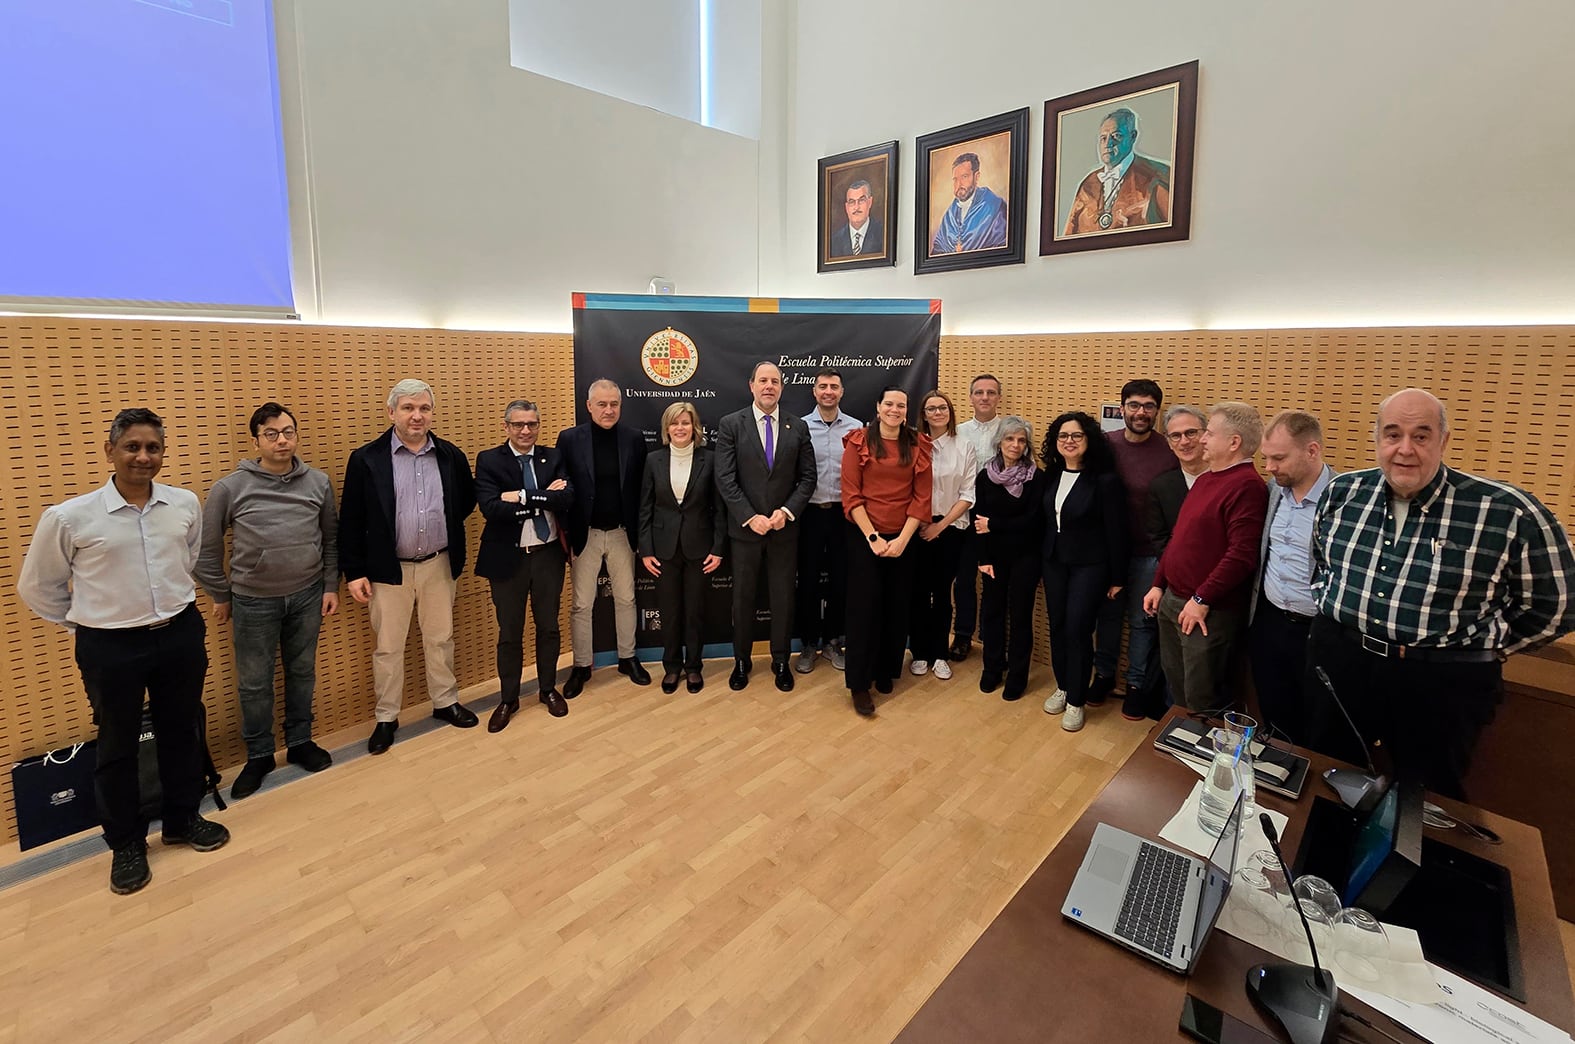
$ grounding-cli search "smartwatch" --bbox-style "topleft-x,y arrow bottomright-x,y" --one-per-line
1191,594 -> 1207,607
868,532 -> 879,543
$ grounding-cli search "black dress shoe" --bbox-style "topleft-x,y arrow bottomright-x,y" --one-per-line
562,665 -> 592,700
1002,683 -> 1025,702
230,755 -> 274,799
773,659 -> 795,692
948,638 -> 973,661
488,699 -> 519,732
729,658 -> 751,690
539,689 -> 568,717
979,672 -> 1002,694
661,670 -> 681,694
286,741 -> 332,772
433,702 -> 479,728
852,689 -> 876,716
874,677 -> 893,695
368,720 -> 398,754
619,657 -> 652,685
686,670 -> 704,693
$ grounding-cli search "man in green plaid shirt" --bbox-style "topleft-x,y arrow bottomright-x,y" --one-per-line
1307,389 -> 1575,798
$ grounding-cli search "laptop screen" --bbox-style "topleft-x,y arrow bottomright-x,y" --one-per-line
1189,792 -> 1243,956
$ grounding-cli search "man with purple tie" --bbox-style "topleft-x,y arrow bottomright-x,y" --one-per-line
714,362 -> 817,692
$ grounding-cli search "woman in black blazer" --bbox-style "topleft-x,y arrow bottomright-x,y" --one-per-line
639,402 -> 727,693
1039,411 -> 1128,732
974,416 -> 1046,703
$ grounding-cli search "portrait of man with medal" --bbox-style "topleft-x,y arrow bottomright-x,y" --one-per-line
1041,61 -> 1199,258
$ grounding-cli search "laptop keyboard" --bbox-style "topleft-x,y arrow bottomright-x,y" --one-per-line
1113,842 -> 1191,955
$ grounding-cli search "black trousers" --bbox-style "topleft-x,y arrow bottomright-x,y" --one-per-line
1304,615 -> 1501,800
1043,559 -> 1106,708
488,541 -> 567,700
1248,595 -> 1314,746
980,554 -> 1039,691
844,524 -> 917,691
732,528 -> 798,660
911,525 -> 965,662
951,528 -> 980,640
74,603 -> 207,849
655,552 -> 706,671
795,503 -> 848,646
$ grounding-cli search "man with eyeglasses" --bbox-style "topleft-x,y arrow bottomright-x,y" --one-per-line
196,402 -> 339,798
1092,379 -> 1178,710
474,400 -> 574,730
829,179 -> 885,259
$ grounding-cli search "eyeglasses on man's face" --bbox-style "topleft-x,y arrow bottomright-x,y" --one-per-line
1166,427 -> 1202,443
259,427 -> 296,442
1122,400 -> 1159,413
505,420 -> 541,431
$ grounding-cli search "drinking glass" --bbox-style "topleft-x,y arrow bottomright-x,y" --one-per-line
1332,907 -> 1389,984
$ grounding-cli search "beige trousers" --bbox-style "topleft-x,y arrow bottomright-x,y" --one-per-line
570,528 -> 638,663
368,553 -> 459,721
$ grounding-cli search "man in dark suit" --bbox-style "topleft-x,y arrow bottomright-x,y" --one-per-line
828,179 -> 885,259
556,379 -> 650,699
715,361 -> 817,691
475,398 -> 574,730
340,379 -> 478,754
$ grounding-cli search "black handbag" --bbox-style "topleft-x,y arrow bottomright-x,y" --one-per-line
11,739 -> 98,850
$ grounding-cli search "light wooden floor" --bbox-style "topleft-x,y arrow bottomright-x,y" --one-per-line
0,659 -> 1152,1043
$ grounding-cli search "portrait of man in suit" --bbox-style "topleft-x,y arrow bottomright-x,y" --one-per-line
1061,106 -> 1173,237
828,179 -> 885,259
714,361 -> 817,693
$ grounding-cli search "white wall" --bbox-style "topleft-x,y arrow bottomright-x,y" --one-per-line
764,0 -> 1575,333
279,0 -> 759,331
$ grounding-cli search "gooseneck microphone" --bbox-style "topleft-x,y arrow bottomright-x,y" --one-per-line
1314,666 -> 1388,812
1245,814 -> 1339,1044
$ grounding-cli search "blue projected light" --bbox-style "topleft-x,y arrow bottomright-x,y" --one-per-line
0,0 -> 294,311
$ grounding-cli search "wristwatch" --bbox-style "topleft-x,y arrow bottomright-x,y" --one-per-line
1191,594 -> 1207,607
868,532 -> 879,543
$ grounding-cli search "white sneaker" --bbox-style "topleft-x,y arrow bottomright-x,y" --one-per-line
1062,704 -> 1086,732
932,659 -> 953,680
909,659 -> 930,676
1043,689 -> 1067,714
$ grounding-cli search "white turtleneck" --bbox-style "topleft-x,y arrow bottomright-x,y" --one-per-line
669,441 -> 695,503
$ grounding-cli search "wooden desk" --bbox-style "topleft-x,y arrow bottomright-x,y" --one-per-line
897,712 -> 1575,1042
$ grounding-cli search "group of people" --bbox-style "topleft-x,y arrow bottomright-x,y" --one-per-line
17,368 -> 1575,897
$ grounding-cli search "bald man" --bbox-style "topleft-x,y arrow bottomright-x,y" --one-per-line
1307,388 -> 1575,798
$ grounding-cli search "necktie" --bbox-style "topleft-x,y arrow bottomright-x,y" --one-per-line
763,414 -> 775,470
520,455 -> 551,541
852,230 -> 863,255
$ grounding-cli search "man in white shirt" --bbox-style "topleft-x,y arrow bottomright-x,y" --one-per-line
796,369 -> 863,673
950,374 -> 1003,659
19,408 -> 231,896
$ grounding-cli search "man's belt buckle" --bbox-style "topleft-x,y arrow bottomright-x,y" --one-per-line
1360,633 -> 1391,657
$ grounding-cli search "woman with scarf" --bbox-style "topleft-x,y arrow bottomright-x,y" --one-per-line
973,416 -> 1046,702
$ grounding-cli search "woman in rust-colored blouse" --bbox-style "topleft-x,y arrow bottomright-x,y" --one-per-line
840,387 -> 933,717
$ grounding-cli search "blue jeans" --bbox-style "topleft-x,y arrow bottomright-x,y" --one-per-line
231,583 -> 323,758
1093,555 -> 1160,691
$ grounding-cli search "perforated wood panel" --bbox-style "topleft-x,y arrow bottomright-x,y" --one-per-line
940,326 -> 1575,669
0,317 -> 575,843
2,319 -> 1572,845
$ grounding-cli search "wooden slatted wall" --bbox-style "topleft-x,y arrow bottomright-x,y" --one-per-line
1,317 -> 1571,844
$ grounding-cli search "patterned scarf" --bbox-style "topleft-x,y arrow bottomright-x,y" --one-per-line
986,456 -> 1037,498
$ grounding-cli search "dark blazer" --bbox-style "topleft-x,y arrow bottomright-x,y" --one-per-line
555,421 -> 648,554
828,217 -> 886,258
714,406 -> 817,542
339,428 -> 475,584
973,468 -> 1047,567
1146,467 -> 1192,562
638,447 -> 728,561
473,441 -> 575,580
1042,469 -> 1128,583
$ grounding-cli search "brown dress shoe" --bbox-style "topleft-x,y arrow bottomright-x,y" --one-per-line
539,689 -> 568,717
488,700 -> 519,733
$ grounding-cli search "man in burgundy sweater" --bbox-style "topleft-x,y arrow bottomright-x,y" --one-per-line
1142,402 -> 1267,711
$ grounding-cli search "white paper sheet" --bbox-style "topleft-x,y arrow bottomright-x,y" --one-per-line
1344,964 -> 1574,1044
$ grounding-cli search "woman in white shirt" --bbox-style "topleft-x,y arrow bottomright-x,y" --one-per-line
1038,411 -> 1128,732
909,391 -> 977,680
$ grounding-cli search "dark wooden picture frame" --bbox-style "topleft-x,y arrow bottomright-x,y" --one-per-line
817,141 -> 899,273
914,108 -> 1029,275
1040,61 -> 1199,257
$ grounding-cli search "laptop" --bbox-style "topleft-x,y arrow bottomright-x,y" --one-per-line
1061,792 -> 1243,973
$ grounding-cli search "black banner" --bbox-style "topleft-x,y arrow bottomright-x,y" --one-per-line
570,293 -> 941,661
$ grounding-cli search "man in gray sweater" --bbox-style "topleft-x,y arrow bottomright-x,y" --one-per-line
196,403 -> 340,798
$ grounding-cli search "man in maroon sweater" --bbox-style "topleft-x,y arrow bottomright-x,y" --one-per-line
1142,402 -> 1267,711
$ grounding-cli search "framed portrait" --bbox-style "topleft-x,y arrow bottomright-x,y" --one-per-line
1041,61 -> 1199,256
817,141 -> 899,272
914,108 -> 1029,275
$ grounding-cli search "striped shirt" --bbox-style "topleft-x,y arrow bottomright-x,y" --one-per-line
1312,465 -> 1575,653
